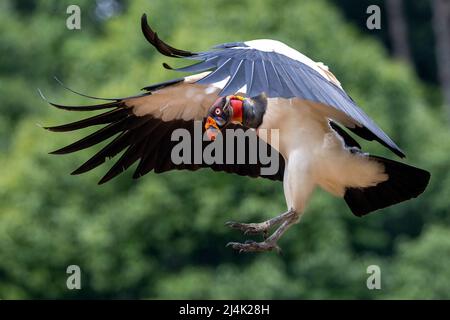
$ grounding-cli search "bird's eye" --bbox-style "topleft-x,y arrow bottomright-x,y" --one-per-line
214,108 -> 222,115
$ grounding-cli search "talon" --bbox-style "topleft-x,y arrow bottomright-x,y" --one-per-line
226,242 -> 236,248
226,240 -> 280,253
225,221 -> 270,236
273,245 -> 282,254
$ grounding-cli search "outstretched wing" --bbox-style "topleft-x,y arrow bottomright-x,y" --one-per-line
42,75 -> 284,184
140,14 -> 404,158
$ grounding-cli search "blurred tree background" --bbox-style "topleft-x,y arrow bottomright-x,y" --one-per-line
0,0 -> 449,299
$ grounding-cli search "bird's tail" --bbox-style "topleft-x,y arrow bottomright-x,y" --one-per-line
344,155 -> 430,217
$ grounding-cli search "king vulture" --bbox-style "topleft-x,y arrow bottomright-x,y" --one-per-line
41,14 -> 430,252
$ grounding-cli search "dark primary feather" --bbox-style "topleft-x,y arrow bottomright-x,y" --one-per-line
141,77 -> 184,91
38,88 -> 121,111
53,77 -> 121,101
141,13 -> 193,58
44,108 -> 129,133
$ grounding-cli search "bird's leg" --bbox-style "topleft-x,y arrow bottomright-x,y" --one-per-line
225,209 -> 295,238
226,209 -> 299,253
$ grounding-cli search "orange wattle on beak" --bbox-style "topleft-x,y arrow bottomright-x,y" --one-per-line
205,116 -> 220,141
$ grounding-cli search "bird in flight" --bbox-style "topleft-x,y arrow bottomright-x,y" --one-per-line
41,14 -> 430,253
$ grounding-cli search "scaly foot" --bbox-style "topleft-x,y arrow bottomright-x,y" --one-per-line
225,209 -> 295,238
225,209 -> 298,253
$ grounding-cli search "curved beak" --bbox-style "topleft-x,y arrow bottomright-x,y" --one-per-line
206,127 -> 219,141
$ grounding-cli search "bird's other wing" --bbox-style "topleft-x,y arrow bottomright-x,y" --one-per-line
42,75 -> 284,184
140,14 -> 404,158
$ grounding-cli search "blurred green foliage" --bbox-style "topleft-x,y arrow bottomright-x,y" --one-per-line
0,0 -> 449,299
